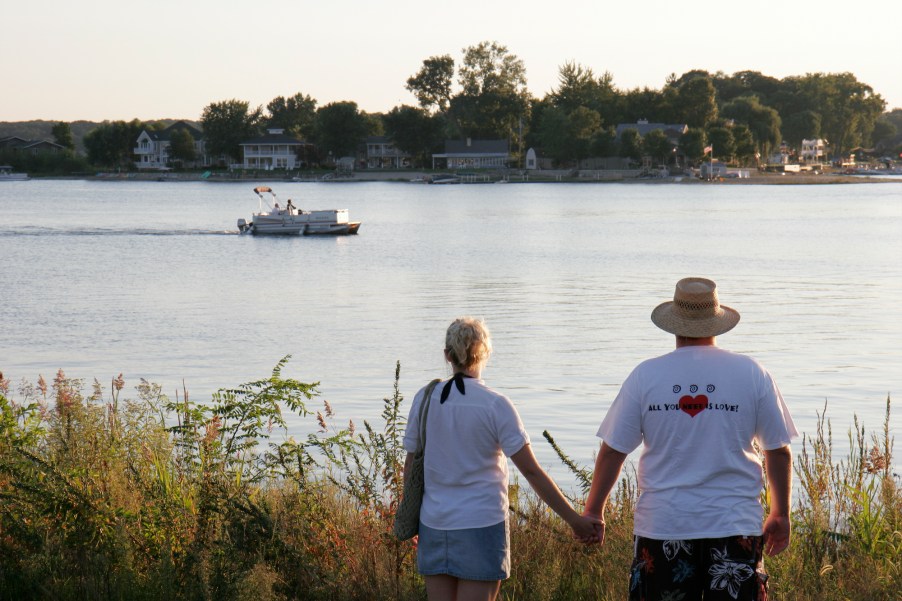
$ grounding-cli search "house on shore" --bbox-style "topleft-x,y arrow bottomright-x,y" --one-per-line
615,120 -> 688,144
240,128 -> 313,170
0,136 -> 67,156
363,136 -> 410,169
800,138 -> 828,164
134,121 -> 207,169
431,139 -> 510,170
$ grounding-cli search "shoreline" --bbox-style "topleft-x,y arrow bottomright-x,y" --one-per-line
28,171 -> 902,185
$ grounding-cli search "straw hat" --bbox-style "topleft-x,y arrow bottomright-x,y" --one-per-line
651,277 -> 740,337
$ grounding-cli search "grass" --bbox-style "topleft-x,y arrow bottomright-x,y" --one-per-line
1,359 -> 898,600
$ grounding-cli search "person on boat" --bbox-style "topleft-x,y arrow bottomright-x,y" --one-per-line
272,202 -> 282,215
582,277 -> 797,601
286,199 -> 297,215
402,317 -> 600,601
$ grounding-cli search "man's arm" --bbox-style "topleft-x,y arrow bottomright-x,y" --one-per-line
762,445 -> 792,556
583,442 -> 628,546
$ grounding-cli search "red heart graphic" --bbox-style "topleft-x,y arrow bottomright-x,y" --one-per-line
679,395 -> 708,417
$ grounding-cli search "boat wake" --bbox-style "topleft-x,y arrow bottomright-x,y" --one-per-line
0,227 -> 240,237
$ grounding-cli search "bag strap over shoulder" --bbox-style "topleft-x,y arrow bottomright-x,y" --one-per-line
417,378 -> 442,453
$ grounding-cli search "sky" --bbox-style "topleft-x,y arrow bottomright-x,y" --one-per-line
4,0 -> 901,123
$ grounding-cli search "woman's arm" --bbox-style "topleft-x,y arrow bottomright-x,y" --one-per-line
402,452 -> 414,484
510,444 -> 601,542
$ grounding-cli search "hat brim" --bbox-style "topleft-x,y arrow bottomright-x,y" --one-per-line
650,301 -> 741,337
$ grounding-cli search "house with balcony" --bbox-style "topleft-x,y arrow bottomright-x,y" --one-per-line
363,136 -> 410,169
240,129 -> 313,170
800,138 -> 828,165
134,121 -> 207,169
431,139 -> 510,169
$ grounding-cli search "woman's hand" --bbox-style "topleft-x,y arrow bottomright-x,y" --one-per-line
570,514 -> 604,545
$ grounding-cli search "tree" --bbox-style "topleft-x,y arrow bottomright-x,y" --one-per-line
383,105 -> 445,167
266,93 -> 317,139
550,62 -> 619,117
721,96 -> 781,158
312,101 -> 372,159
450,41 -> 530,139
621,86 -> 668,124
793,73 -> 885,156
674,76 -> 718,129
679,128 -> 708,164
872,113 -> 898,153
83,119 -> 145,167
731,124 -> 757,165
535,107 -> 571,166
51,122 -> 75,151
706,127 -> 735,163
568,106 -> 603,163
715,71 -> 782,104
618,128 -> 642,161
200,99 -> 263,164
591,127 -> 618,158
642,129 -> 674,165
781,110 -> 821,150
168,128 -> 197,165
406,55 -> 455,113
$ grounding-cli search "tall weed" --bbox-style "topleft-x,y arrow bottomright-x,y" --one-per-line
1,366 -> 898,600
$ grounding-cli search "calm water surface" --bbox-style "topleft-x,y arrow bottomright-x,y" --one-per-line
1,179 -> 900,487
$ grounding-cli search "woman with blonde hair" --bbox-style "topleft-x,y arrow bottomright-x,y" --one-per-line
403,317 -> 599,601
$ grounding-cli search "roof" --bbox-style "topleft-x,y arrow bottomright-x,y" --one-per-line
143,121 -> 204,142
0,136 -> 64,150
0,136 -> 30,148
241,131 -> 308,145
615,121 -> 688,138
443,139 -> 509,155
23,140 -> 65,150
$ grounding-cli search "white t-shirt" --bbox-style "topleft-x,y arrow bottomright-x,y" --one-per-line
598,345 -> 798,540
404,377 -> 530,530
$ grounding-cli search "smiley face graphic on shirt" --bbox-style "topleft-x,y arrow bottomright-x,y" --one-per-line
647,384 -> 739,417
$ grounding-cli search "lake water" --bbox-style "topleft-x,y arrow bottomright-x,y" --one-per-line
1,179 -> 900,488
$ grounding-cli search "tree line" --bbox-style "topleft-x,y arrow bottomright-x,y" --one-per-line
5,41 -> 901,171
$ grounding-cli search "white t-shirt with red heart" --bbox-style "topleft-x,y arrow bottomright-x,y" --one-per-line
597,344 -> 798,540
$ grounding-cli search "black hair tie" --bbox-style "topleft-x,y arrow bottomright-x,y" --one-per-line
440,372 -> 471,404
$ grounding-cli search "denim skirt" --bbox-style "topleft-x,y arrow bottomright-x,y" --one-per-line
417,520 -> 510,581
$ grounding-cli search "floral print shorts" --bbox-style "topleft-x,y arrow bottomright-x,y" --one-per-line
628,535 -> 768,601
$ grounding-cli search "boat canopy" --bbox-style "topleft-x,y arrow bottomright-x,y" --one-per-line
252,186 -> 279,213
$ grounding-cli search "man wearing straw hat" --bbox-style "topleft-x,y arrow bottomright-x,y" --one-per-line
583,277 -> 797,601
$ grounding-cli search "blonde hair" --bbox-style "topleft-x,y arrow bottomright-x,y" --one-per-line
445,317 -> 493,371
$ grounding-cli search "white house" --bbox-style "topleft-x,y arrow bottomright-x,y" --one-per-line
431,139 -> 510,169
240,129 -> 312,170
800,139 -> 828,164
133,121 -> 206,169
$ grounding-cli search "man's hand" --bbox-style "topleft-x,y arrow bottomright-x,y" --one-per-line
762,514 -> 790,556
571,514 -> 603,545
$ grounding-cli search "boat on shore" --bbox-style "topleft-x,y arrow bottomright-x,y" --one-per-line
0,166 -> 29,181
428,174 -> 461,185
237,186 -> 361,236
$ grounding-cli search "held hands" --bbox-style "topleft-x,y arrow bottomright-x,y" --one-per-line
570,513 -> 605,545
762,513 -> 790,556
